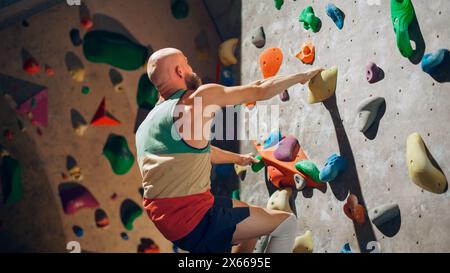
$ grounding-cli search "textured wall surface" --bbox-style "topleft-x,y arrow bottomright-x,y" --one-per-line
240,0 -> 449,253
0,0 -> 220,252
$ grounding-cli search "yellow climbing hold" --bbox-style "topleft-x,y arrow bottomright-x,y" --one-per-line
406,132 -> 447,194
266,187 -> 292,213
218,38 -> 239,66
307,66 -> 338,104
293,230 -> 313,253
234,164 -> 247,181
70,67 -> 85,82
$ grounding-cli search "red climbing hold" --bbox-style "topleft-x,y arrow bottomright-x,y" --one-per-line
23,58 -> 40,75
3,129 -> 13,140
45,65 -> 54,76
81,17 -> 93,30
343,194 -> 366,225
90,97 -> 121,126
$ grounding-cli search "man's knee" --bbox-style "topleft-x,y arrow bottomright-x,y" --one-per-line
270,213 -> 297,237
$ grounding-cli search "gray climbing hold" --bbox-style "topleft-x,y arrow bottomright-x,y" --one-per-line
369,203 -> 400,227
251,26 -> 266,49
356,97 -> 385,133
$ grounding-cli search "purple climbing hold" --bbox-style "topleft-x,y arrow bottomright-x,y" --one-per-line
273,136 -> 300,162
279,90 -> 290,102
366,62 -> 382,84
59,182 -> 100,215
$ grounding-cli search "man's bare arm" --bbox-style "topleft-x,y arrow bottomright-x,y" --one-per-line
211,146 -> 258,166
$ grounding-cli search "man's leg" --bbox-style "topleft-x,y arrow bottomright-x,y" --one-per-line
231,199 -> 296,253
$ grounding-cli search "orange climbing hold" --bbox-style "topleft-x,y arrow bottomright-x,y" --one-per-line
343,194 -> 365,225
81,17 -> 93,30
90,97 -> 121,126
23,58 -> 40,74
296,42 -> 315,65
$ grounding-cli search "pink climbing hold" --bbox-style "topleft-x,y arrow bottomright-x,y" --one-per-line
3,129 -> 13,140
273,136 -> 300,162
366,62 -> 383,84
59,182 -> 100,215
16,89 -> 48,128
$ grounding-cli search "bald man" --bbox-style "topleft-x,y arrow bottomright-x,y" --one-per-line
136,48 -> 323,253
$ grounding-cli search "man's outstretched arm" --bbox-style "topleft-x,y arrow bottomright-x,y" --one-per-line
189,68 -> 323,108
211,146 -> 259,166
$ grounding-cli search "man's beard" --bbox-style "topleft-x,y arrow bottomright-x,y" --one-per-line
185,72 -> 202,91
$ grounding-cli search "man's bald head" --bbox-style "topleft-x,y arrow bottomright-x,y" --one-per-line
147,48 -> 202,98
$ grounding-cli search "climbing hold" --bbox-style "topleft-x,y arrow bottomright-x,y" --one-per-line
274,0 -> 284,10
366,62 -> 383,84
103,134 -> 135,175
319,153 -> 347,182
263,129 -> 282,149
299,6 -> 321,33
391,0 -> 415,58
3,129 -> 13,140
232,189 -> 240,200
120,199 -> 143,231
138,238 -> 160,253
23,57 -> 40,75
109,69 -> 125,93
70,29 -> 82,46
72,225 -> 84,238
1,154 -> 23,205
36,127 -> 43,136
90,97 -> 120,126
369,203 -> 400,227
343,194 -> 366,225
83,30 -> 151,71
95,209 -> 109,228
80,17 -> 93,30
307,66 -> 337,104
326,3 -> 345,30
171,0 -> 189,20
45,65 -> 54,76
421,49 -> 448,74
234,164 -> 247,181
59,182 -> 100,215
137,74 -> 159,110
296,42 -> 315,65
251,155 -> 265,172
67,155 -> 83,181
120,232 -> 129,240
220,67 -> 234,86
81,86 -> 90,95
295,160 -> 321,182
70,109 -> 88,136
251,26 -> 266,49
266,187 -> 293,213
218,38 -> 239,66
406,133 -> 447,194
293,230 -> 313,253
259,47 -> 283,79
111,192 -> 118,201
194,30 -> 210,61
340,242 -> 352,253
279,90 -> 290,102
65,52 -> 85,82
356,97 -> 385,133
274,136 -> 300,162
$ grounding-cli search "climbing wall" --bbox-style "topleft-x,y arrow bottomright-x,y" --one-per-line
240,0 -> 450,252
0,0 -> 220,252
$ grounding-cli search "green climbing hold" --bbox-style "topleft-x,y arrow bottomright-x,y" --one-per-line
171,0 -> 189,20
251,155 -> 265,173
81,86 -> 90,95
120,199 -> 143,231
274,0 -> 284,10
232,189 -> 240,200
83,30 -> 150,71
299,6 -> 321,33
1,154 -> 23,205
137,74 -> 159,110
103,134 -> 135,175
391,0 -> 415,58
295,160 -> 321,183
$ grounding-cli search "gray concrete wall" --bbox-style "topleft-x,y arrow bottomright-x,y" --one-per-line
240,0 -> 450,253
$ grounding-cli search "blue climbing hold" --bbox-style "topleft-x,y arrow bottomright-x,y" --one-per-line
340,242 -> 352,253
70,29 -> 82,46
72,225 -> 84,237
326,3 -> 344,30
263,129 -> 282,149
421,49 -> 448,74
221,67 -> 234,86
121,232 -> 129,240
319,153 -> 347,182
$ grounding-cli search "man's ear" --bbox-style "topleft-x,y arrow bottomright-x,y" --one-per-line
175,65 -> 184,79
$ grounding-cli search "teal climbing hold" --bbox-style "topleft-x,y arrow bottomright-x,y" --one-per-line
232,189 -> 240,200
120,199 -> 143,231
391,0 -> 416,58
326,3 -> 344,30
103,134 -> 135,175
83,30 -> 150,71
171,0 -> 189,20
340,242 -> 352,253
251,155 -> 265,173
274,0 -> 284,10
422,49 -> 448,74
299,6 -> 321,33
263,129 -> 282,149
137,74 -> 159,110
1,154 -> 23,205
319,154 -> 347,182
295,160 -> 321,182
